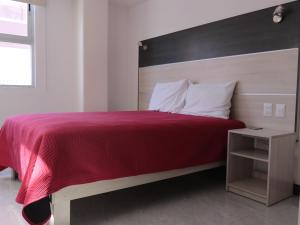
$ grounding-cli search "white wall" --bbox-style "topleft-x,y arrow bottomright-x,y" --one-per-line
44,0 -> 79,112
108,0 -> 300,184
108,2 -> 130,111
77,0 -> 108,112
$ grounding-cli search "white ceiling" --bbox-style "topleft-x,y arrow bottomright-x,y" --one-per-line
109,0 -> 145,6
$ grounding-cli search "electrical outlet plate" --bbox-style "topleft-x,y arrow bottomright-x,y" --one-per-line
263,103 -> 273,117
275,104 -> 286,117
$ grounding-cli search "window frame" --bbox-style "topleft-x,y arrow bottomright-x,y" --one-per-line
0,2 -> 35,87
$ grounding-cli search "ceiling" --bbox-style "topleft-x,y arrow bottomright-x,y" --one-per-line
109,0 -> 145,6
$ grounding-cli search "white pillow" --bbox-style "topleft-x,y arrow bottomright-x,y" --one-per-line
180,81 -> 237,119
148,79 -> 189,113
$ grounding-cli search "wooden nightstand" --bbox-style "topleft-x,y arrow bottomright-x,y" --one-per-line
226,128 -> 295,206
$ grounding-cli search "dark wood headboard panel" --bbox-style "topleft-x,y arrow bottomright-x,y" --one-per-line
139,1 -> 300,68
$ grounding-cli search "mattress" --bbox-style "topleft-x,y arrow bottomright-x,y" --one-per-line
0,111 -> 245,224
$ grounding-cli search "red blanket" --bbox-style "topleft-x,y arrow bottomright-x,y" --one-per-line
0,111 -> 244,224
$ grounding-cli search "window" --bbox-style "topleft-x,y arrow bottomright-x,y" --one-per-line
0,0 -> 34,86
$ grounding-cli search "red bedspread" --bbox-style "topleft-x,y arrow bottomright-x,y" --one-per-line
0,111 -> 244,223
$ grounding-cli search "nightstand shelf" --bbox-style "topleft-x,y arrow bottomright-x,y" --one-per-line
226,128 -> 295,206
231,149 -> 269,162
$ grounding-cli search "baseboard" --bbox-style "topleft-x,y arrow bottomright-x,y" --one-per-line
294,184 -> 300,195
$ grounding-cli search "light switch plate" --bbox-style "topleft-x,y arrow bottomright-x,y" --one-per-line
275,104 -> 286,117
263,103 -> 273,117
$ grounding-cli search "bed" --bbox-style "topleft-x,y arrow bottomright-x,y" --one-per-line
0,111 -> 244,224
0,48 -> 298,225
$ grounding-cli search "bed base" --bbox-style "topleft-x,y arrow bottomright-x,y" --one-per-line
49,161 -> 224,225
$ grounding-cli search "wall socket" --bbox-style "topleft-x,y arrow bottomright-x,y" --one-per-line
263,103 -> 273,117
275,104 -> 286,117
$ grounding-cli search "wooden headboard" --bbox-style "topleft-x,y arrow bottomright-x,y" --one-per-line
139,48 -> 299,132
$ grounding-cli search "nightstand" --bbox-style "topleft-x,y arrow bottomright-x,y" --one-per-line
226,128 -> 295,206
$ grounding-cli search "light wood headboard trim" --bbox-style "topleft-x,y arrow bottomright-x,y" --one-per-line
139,48 -> 299,132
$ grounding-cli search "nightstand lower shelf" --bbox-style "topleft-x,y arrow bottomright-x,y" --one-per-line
228,177 -> 267,204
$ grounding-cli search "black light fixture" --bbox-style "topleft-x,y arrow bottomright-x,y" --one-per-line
273,5 -> 286,24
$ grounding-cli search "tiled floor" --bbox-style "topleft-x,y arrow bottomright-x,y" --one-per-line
0,168 -> 299,225
0,169 -> 27,225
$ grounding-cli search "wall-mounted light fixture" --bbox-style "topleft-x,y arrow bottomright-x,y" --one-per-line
273,5 -> 286,24
138,41 -> 148,51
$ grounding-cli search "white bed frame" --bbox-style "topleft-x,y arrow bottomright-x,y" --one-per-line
50,162 -> 224,225
49,48 -> 299,225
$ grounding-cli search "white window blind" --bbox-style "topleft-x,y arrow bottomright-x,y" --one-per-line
12,0 -> 45,6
